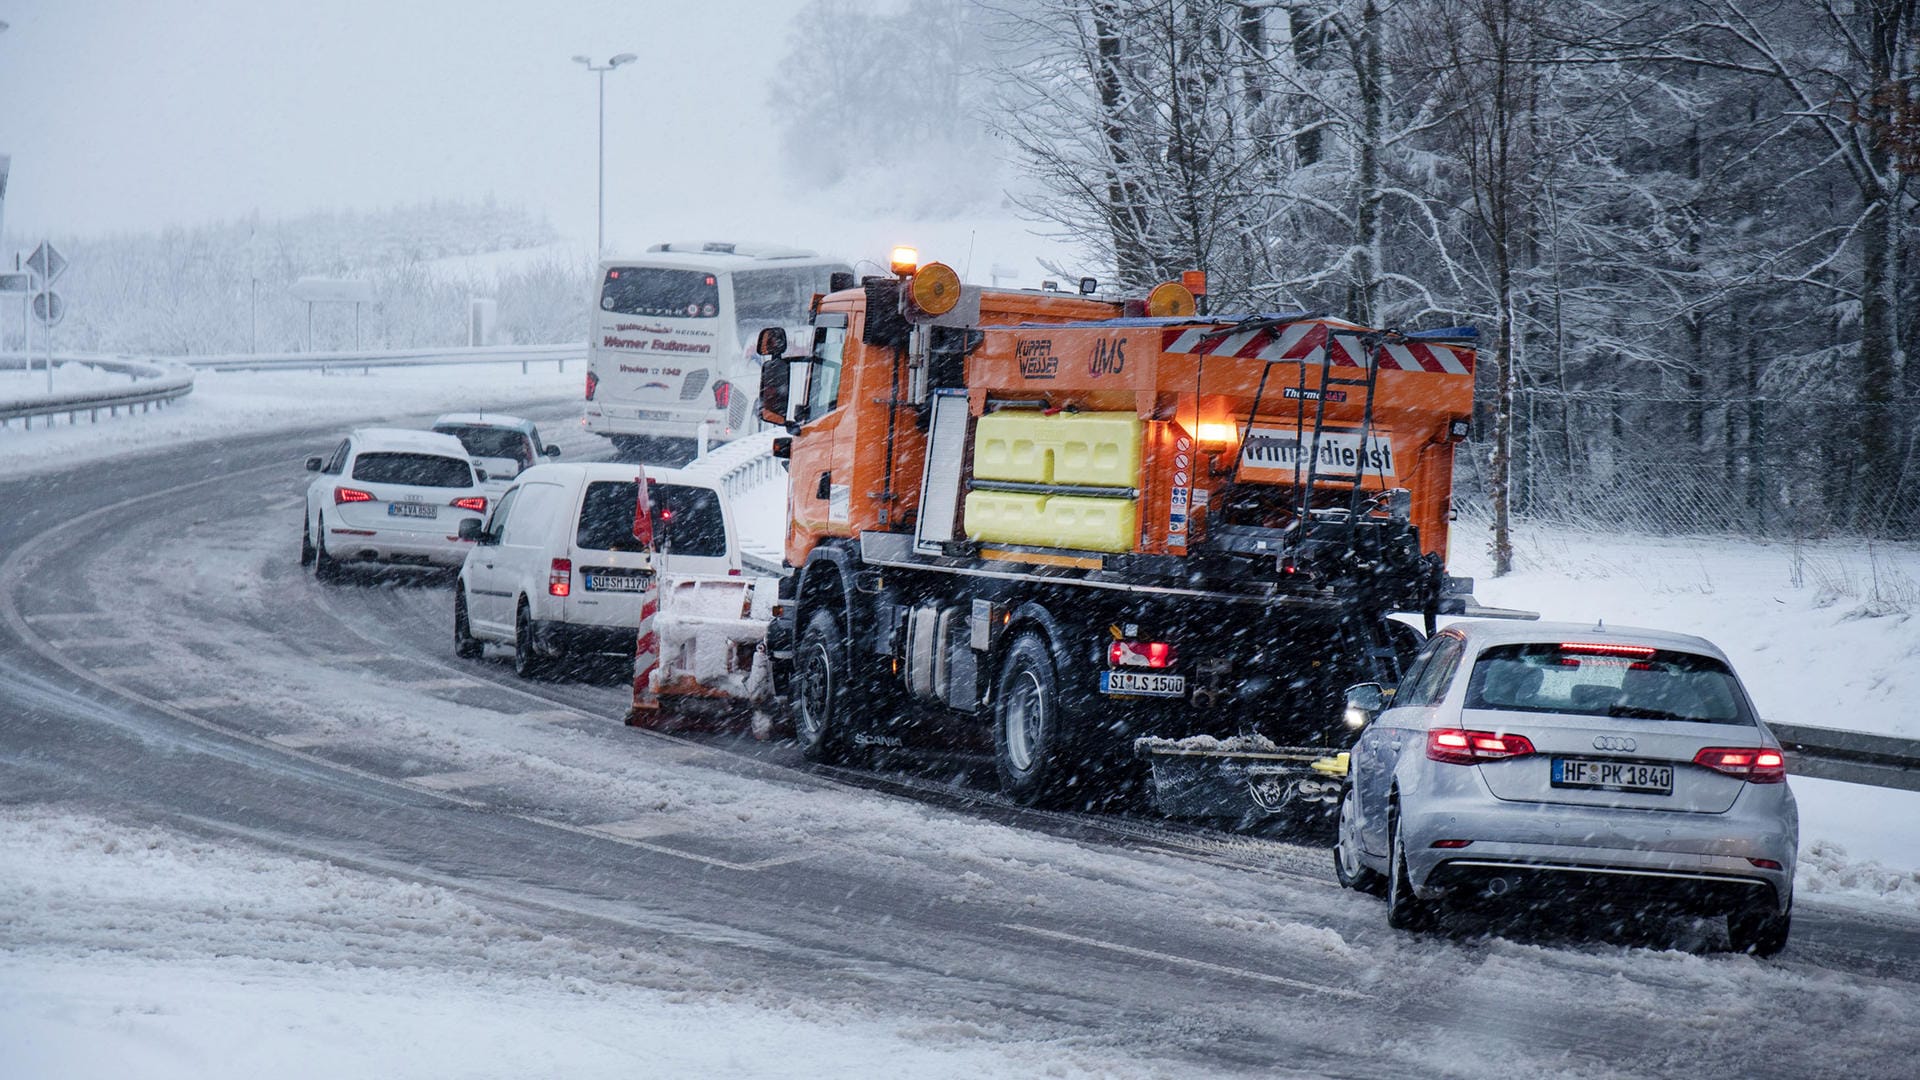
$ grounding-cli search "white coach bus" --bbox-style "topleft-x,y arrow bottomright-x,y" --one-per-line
582,242 -> 851,461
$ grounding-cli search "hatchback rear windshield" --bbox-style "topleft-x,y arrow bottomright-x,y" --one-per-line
1465,643 -> 1754,725
576,480 -> 726,557
436,425 -> 534,466
351,452 -> 474,488
600,267 -> 719,319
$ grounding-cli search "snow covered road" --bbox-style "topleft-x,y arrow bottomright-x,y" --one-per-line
3,403 -> 1920,1077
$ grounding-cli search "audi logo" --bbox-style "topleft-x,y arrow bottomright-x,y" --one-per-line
1593,735 -> 1637,752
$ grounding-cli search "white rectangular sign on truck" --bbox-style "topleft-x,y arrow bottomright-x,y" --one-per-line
1239,426 -> 1397,481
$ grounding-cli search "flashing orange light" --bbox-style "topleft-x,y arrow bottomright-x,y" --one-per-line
1146,281 -> 1197,317
889,246 -> 919,276
1195,421 -> 1241,449
1181,269 -> 1208,296
907,261 -> 962,317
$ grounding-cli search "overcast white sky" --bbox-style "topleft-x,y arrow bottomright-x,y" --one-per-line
0,0 -> 809,244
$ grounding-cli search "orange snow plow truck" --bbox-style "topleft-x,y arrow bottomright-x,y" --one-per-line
664,251 -> 1520,822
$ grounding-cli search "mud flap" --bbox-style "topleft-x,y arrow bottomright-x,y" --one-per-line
1134,740 -> 1349,821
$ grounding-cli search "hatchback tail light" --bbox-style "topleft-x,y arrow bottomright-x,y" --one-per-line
334,486 -> 374,504
1108,641 -> 1174,669
1427,728 -> 1536,765
1693,746 -> 1787,783
450,496 -> 487,513
549,558 -> 572,597
585,370 -> 599,401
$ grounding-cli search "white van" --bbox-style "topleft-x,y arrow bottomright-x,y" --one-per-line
581,242 -> 851,461
453,461 -> 738,679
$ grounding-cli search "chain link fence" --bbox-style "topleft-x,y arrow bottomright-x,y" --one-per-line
1451,390 -> 1920,540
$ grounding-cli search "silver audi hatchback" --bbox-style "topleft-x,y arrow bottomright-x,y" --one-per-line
1333,620 -> 1797,954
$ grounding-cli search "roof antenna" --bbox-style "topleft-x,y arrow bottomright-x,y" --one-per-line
1594,617 -> 1605,632
963,230 -> 976,281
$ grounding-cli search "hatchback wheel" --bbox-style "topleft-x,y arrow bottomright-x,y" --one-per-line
1334,784 -> 1386,897
313,514 -> 341,584
300,513 -> 315,567
1728,901 -> 1791,957
1386,807 -> 1439,931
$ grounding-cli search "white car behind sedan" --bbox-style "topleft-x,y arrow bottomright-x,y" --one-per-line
302,428 -> 490,582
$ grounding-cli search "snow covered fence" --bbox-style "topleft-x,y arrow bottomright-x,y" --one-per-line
182,342 -> 585,374
0,355 -> 196,429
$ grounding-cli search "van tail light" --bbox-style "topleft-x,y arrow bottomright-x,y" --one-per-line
548,558 -> 572,597
1427,728 -> 1536,765
1693,747 -> 1787,783
713,380 -> 732,408
1108,641 -> 1174,669
334,486 -> 374,504
586,370 -> 599,401
451,496 -> 487,513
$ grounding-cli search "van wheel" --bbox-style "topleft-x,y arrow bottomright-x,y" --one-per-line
453,587 -> 484,660
1386,805 -> 1439,931
793,607 -> 859,764
513,600 -> 551,679
993,631 -> 1079,806
313,515 -> 340,584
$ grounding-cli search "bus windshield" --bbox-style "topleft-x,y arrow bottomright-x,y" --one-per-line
601,267 -> 719,319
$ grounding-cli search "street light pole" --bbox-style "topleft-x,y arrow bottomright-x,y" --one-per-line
572,53 -> 637,255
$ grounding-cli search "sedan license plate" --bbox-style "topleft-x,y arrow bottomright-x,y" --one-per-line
584,573 -> 650,592
388,503 -> 437,519
1100,670 -> 1186,698
1552,757 -> 1673,794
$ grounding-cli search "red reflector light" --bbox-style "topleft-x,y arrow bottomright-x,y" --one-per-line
1693,746 -> 1787,783
451,496 -> 486,513
1108,641 -> 1174,669
549,557 -> 572,597
713,380 -> 732,408
1430,839 -> 1473,849
1427,728 -> 1536,765
1748,857 -> 1783,870
704,274 -> 716,286
1558,641 -> 1657,658
609,270 -> 620,279
334,486 -> 373,504
585,370 -> 599,401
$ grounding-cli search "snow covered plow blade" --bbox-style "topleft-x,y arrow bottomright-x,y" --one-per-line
627,575 -> 779,727
1135,737 -> 1351,822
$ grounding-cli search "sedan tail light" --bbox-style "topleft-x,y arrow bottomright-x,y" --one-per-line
585,370 -> 599,401
549,558 -> 572,597
1693,746 -> 1787,783
450,496 -> 487,513
1427,728 -> 1536,765
334,486 -> 374,504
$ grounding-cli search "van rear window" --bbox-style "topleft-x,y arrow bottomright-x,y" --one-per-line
577,480 -> 727,557
601,267 -> 719,319
351,453 -> 473,488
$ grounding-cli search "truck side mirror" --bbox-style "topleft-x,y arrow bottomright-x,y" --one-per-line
1343,682 -> 1387,729
759,356 -> 792,425
755,326 -> 787,357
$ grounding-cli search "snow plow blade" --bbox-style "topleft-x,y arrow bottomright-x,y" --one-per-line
1134,738 -> 1350,822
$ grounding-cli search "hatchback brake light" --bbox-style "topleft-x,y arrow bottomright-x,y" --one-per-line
334,486 -> 373,504
1109,641 -> 1174,669
549,558 -> 572,597
1693,746 -> 1786,783
1558,641 -> 1657,658
451,496 -> 487,513
585,370 -> 599,401
1427,728 -> 1536,765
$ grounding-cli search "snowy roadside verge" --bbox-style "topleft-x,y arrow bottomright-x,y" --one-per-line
0,361 -> 581,481
0,809 -> 1176,1080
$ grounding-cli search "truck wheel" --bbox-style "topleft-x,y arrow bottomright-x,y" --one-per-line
1728,900 -> 1791,956
1334,785 -> 1387,897
453,587 -> 484,660
1386,806 -> 1439,931
793,607 -> 856,764
993,631 -> 1077,806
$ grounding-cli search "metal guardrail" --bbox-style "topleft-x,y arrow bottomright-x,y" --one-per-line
0,355 -> 196,428
1772,722 -> 1920,793
677,428 -> 788,575
183,343 -> 586,373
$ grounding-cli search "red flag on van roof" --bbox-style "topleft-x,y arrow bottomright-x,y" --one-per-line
632,468 -> 653,548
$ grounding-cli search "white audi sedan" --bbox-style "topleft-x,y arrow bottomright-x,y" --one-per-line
1334,620 -> 1797,955
302,428 -> 490,582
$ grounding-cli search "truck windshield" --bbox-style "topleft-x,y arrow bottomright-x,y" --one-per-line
577,480 -> 727,557
1465,643 -> 1754,725
600,267 -> 719,319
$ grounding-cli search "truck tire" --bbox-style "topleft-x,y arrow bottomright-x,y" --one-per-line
993,631 -> 1079,806
453,587 -> 484,660
793,607 -> 857,764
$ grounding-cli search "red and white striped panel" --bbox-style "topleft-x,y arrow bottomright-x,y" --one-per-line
630,590 -> 660,714
1161,323 -> 1473,375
